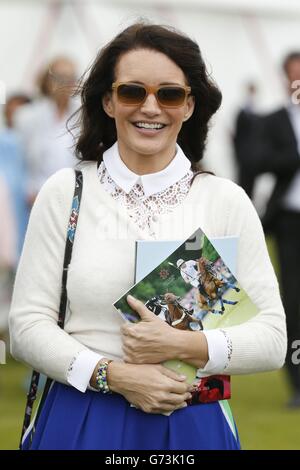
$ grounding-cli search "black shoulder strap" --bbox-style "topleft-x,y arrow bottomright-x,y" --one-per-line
19,169 -> 83,449
59,170 -> 83,328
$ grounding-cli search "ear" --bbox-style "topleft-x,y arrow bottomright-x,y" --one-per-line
102,92 -> 115,118
183,95 -> 195,122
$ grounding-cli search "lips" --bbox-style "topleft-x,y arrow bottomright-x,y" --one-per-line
132,124 -> 166,136
131,121 -> 167,137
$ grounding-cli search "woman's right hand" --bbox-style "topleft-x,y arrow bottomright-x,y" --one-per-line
107,362 -> 193,414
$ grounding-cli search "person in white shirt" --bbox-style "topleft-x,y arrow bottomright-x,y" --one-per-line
0,175 -> 16,269
0,175 -> 16,331
177,258 -> 200,287
9,22 -> 286,450
14,57 -> 78,206
177,258 -> 210,304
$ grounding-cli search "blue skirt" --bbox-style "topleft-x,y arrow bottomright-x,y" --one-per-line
22,382 -> 240,450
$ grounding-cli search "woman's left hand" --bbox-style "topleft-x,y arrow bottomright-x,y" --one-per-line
121,295 -> 179,364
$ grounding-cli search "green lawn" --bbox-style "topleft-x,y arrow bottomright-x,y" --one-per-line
231,371 -> 300,449
0,357 -> 31,450
0,356 -> 299,450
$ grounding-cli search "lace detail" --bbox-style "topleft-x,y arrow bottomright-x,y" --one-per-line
219,329 -> 233,369
66,353 -> 80,377
97,161 -> 194,237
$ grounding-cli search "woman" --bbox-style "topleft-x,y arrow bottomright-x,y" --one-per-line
14,57 -> 78,206
9,22 -> 287,450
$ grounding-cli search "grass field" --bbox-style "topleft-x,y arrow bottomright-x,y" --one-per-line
231,371 -> 300,449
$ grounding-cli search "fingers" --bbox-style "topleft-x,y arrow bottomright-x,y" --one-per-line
152,392 -> 193,414
121,323 -> 136,336
126,295 -> 155,321
159,365 -> 187,382
160,369 -> 194,390
164,392 -> 193,406
167,380 -> 192,394
158,365 -> 195,394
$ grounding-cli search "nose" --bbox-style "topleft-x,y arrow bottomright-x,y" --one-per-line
140,92 -> 162,116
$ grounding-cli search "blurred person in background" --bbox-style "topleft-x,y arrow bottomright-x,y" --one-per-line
0,175 -> 16,332
14,56 -> 78,207
0,94 -> 31,259
259,51 -> 300,408
4,94 -> 32,129
0,94 -> 29,335
233,82 -> 262,199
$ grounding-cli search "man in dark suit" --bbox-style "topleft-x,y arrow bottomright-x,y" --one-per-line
233,83 -> 262,199
260,52 -> 300,407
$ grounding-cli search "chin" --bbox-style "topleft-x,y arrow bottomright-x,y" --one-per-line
132,139 -> 168,155
135,146 -> 166,157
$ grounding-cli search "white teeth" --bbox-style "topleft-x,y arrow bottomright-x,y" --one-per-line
135,122 -> 164,129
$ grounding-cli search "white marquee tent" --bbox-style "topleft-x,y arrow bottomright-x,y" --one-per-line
1,0 -> 300,181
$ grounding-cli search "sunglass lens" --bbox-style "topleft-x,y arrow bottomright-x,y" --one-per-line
117,84 -> 146,104
157,87 -> 186,106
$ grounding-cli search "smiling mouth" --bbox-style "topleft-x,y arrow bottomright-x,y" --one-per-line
132,121 -> 167,130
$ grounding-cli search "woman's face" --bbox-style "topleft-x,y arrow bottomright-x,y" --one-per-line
102,48 -> 195,165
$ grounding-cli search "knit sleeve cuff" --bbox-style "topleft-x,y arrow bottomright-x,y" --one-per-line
67,350 -> 104,392
196,329 -> 231,377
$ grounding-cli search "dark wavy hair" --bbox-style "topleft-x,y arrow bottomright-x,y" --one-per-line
72,22 -> 222,171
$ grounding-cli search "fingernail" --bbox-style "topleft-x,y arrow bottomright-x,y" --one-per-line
127,295 -> 135,302
179,375 -> 187,380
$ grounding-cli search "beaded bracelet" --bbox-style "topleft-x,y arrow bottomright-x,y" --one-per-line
95,360 -> 113,394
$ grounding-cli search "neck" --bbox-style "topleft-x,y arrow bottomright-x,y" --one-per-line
117,141 -> 177,175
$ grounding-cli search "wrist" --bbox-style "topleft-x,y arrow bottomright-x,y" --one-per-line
107,361 -> 138,394
176,330 -> 209,368
90,357 -> 112,390
162,326 -> 185,361
106,361 -> 127,393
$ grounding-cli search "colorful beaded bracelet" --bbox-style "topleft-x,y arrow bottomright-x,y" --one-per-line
95,360 -> 113,394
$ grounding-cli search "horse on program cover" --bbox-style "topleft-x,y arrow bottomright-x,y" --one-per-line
197,257 -> 239,314
163,292 -> 203,331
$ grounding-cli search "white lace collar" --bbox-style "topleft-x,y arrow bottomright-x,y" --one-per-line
102,141 -> 191,197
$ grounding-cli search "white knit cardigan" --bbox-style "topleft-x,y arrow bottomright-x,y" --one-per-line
9,163 -> 287,385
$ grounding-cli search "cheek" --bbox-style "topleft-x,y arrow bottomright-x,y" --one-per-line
167,110 -> 185,130
114,114 -> 129,134
114,107 -> 135,129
